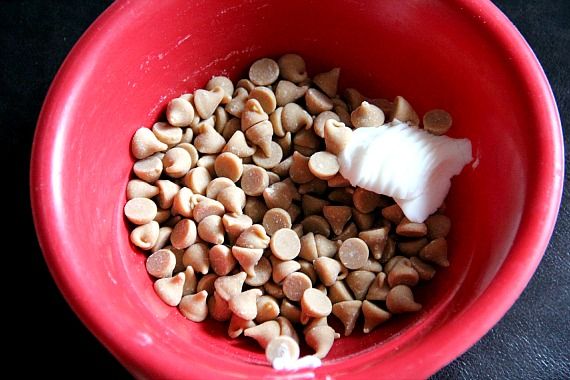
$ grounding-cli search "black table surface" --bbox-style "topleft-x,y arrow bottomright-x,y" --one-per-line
4,0 -> 568,378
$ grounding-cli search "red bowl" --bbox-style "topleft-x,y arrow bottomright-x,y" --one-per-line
31,0 -> 563,378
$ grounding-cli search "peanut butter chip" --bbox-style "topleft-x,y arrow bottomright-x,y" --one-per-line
131,127 -> 168,159
146,249 -> 176,278
249,86 -> 277,114
313,68 -> 340,98
305,325 -> 337,359
386,285 -> 422,313
241,165 -> 269,196
338,238 -> 369,270
263,208 -> 292,236
362,300 -> 391,333
278,54 -> 307,83
282,272 -> 312,302
124,197 -> 157,225
179,290 -> 209,322
270,228 -> 301,260
392,95 -> 420,126
301,288 -> 332,318
249,58 -> 280,86
308,151 -> 340,180
423,109 -> 452,135
332,300 -> 361,336
166,98 -> 195,127
245,256 -> 272,287
244,320 -> 280,349
253,141 -> 283,169
350,101 -> 385,128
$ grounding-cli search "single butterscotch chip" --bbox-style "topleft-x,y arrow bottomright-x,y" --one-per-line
263,208 -> 292,236
154,272 -> 185,307
209,245 -> 236,276
236,78 -> 255,93
206,177 -> 235,200
425,214 -> 451,240
359,228 -> 388,260
179,290 -> 209,322
346,270 -> 376,300
396,217 -> 428,237
133,155 -> 163,183
266,335 -> 300,363
245,320 -> 281,349
244,196 -> 268,224
183,242 -> 210,275
170,219 -> 197,249
194,124 -> 226,154
214,271 -> 247,302
328,280 -> 354,304
423,109 -> 452,135
351,101 -> 385,128
249,86 -> 277,114
313,111 -> 340,138
323,205 -> 352,235
252,141 -> 283,169
275,80 -> 308,106
351,209 -> 375,231
419,237 -> 449,267
155,180 -> 180,209
263,181 -> 293,210
217,186 -> 246,214
245,256 -> 272,287
206,76 -> 234,104
225,88 -> 249,118
241,98 -> 268,131
198,215 -> 225,245
299,232 -> 318,261
223,130 -> 257,158
362,300 -> 391,333
229,288 -> 263,320
208,291 -> 232,321
150,227 -> 173,252
313,67 -> 340,98
146,249 -> 176,278
194,86 -> 225,119
191,195 -> 225,222
332,300 -> 361,336
152,122 -> 183,145
313,257 -> 342,286
162,147 -> 192,178
352,187 -> 382,213
241,164 -> 270,196
387,258 -> 419,287
315,234 -> 338,258
255,296 -> 280,323
166,98 -> 195,127
171,187 -> 193,218
338,238 -> 369,270
304,325 -> 338,359
301,288 -> 332,319
308,151 -> 340,180
386,285 -> 422,313
223,213 -> 253,244
301,215 -> 331,237
183,167 -> 211,195
124,197 -> 157,225
392,95 -> 420,126
282,272 -> 312,302
232,246 -> 264,277
366,272 -> 389,301
271,257 -> 301,284
282,103 -> 313,133
324,119 -> 353,155
214,152 -> 243,182
305,88 -> 334,115
249,58 -> 279,86
278,54 -> 307,83
410,256 -> 437,281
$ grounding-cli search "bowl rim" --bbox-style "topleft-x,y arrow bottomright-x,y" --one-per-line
30,0 -> 564,378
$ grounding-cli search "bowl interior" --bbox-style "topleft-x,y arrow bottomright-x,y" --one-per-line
33,0 -> 561,378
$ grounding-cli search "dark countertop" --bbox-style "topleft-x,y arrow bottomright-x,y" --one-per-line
4,0 -> 568,378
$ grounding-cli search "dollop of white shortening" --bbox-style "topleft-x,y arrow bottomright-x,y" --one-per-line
271,343 -> 321,371
338,121 -> 472,223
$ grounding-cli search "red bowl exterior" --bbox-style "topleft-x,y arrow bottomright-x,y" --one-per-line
31,0 -> 563,379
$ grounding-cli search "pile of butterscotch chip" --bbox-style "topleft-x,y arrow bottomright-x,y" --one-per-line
124,54 -> 452,363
